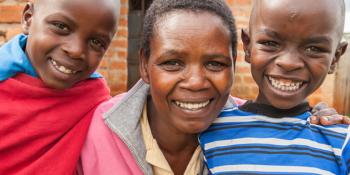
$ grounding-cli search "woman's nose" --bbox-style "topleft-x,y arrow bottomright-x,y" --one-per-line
180,65 -> 210,91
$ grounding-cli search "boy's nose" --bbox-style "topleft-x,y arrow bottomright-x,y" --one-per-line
180,66 -> 210,91
275,51 -> 304,72
62,38 -> 86,59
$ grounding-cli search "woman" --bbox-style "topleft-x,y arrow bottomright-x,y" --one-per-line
79,0 -> 349,174
80,1 -> 236,174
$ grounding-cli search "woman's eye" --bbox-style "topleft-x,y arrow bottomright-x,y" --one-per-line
205,61 -> 228,72
90,38 -> 106,52
159,60 -> 183,71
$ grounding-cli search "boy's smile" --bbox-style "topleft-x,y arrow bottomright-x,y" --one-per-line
267,76 -> 306,92
50,58 -> 79,75
243,0 -> 348,109
47,55 -> 83,81
22,0 -> 119,89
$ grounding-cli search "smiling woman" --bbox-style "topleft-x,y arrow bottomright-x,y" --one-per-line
79,0 -> 237,175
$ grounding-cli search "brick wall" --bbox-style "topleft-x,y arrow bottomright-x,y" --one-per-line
100,0 -> 128,95
226,0 -> 258,101
0,0 -> 338,107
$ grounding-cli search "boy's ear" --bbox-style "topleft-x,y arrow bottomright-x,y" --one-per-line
22,3 -> 34,35
139,48 -> 150,84
241,28 -> 251,63
329,41 -> 348,74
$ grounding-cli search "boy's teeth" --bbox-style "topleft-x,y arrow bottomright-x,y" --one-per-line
51,59 -> 77,74
268,76 -> 303,92
174,100 -> 210,110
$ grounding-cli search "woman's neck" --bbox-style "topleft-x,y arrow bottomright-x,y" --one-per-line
147,99 -> 198,175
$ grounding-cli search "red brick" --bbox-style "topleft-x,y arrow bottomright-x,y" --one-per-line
99,59 -> 110,69
118,18 -> 127,27
236,66 -> 250,73
6,26 -> 22,39
117,50 -> 127,58
243,75 -> 255,84
117,28 -> 128,37
120,6 -> 128,15
111,39 -> 127,48
0,5 -> 24,23
110,61 -> 126,70
120,0 -> 128,4
234,75 -> 242,83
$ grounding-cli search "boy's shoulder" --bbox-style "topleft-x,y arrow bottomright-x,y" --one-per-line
200,104 -> 350,175
0,34 -> 37,81
216,103 -> 349,135
215,103 -> 310,125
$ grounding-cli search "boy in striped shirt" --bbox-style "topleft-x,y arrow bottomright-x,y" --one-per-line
199,0 -> 350,174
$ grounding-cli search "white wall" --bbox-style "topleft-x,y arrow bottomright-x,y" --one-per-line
345,0 -> 350,33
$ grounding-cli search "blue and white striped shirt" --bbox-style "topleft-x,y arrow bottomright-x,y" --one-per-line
199,104 -> 350,175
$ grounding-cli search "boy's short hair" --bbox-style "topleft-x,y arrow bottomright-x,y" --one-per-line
251,0 -> 346,39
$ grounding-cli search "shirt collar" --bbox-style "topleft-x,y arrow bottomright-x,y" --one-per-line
239,100 -> 312,119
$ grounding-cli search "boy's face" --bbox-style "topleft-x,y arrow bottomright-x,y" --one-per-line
22,0 -> 119,89
243,0 -> 348,109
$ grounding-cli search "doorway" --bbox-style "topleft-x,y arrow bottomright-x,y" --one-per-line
127,0 -> 153,89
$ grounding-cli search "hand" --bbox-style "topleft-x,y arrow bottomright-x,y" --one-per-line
310,102 -> 350,125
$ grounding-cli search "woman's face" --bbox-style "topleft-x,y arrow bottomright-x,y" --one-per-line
140,11 -> 234,134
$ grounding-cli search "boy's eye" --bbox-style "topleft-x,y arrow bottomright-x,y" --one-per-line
52,22 -> 69,32
304,46 -> 328,57
305,46 -> 323,53
89,38 -> 106,52
205,61 -> 228,72
258,40 -> 280,51
159,60 -> 184,71
261,41 -> 279,47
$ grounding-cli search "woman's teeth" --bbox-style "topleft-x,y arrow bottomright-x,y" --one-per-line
51,59 -> 77,74
268,76 -> 303,92
175,100 -> 210,110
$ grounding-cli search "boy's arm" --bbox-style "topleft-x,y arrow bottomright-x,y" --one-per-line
310,102 -> 350,125
231,96 -> 247,106
232,97 -> 350,125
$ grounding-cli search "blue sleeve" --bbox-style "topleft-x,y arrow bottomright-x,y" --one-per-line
342,126 -> 350,174
89,72 -> 103,78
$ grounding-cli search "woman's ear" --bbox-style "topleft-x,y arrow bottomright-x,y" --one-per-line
22,3 -> 34,35
329,41 -> 348,74
241,28 -> 251,63
139,48 -> 150,84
